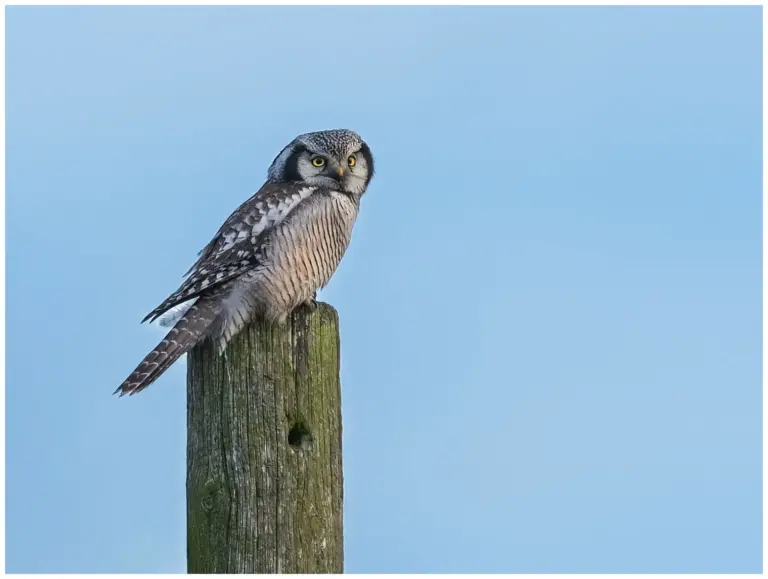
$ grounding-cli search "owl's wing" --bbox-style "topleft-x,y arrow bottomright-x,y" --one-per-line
141,182 -> 317,324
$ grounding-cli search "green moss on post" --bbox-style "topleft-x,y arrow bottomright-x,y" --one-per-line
186,303 -> 343,573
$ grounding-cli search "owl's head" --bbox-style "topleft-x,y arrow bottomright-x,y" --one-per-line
267,129 -> 374,196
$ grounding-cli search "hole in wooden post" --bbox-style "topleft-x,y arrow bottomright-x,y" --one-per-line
288,421 -> 313,451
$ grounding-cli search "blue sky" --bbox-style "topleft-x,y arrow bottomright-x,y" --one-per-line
6,5 -> 761,573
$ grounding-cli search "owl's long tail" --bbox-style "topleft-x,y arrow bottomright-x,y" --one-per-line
114,298 -> 221,397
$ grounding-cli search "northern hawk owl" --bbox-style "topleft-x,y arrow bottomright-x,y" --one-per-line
115,129 -> 374,396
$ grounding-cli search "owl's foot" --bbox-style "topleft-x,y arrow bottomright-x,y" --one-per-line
303,291 -> 318,310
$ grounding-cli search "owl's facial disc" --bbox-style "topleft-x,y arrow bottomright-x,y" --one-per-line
298,150 -> 365,194
267,129 -> 374,196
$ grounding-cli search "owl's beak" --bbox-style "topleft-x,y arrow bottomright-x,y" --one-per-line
337,167 -> 345,178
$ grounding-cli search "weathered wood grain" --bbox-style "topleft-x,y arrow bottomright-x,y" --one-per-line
186,302 -> 343,573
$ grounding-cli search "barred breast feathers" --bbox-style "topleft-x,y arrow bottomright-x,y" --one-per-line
213,189 -> 360,350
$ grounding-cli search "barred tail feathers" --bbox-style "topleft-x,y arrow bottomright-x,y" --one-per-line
115,300 -> 220,396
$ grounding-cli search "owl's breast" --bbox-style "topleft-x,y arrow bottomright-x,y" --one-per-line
255,190 -> 359,318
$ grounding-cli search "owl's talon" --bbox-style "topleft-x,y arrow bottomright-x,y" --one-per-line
304,291 -> 318,310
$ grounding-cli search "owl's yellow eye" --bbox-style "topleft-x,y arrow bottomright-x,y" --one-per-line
311,157 -> 325,168
348,154 -> 357,168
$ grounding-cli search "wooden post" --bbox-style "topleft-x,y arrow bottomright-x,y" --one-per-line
186,302 -> 343,573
